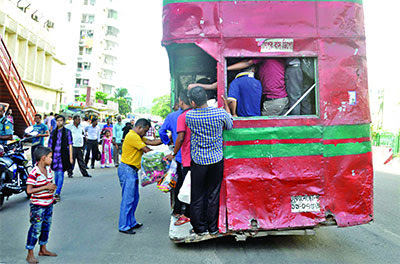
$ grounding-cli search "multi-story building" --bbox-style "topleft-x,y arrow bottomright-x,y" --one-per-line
0,0 -> 70,114
67,0 -> 120,102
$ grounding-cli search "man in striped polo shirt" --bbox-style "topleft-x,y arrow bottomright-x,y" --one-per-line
186,87 -> 233,236
25,146 -> 58,263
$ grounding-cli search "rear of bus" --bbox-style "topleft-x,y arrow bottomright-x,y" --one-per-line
162,0 -> 373,238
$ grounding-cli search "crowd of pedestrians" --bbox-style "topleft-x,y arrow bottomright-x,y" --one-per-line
4,85 -> 234,263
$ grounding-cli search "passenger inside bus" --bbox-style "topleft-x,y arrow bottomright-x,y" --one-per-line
226,65 -> 262,117
187,57 -> 316,117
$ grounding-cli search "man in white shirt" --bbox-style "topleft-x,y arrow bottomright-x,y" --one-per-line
112,116 -> 124,167
66,115 -> 92,178
84,117 -> 101,169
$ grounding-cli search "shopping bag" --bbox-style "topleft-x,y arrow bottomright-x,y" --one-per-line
140,152 -> 168,187
139,168 -> 165,187
178,171 -> 191,204
157,160 -> 178,193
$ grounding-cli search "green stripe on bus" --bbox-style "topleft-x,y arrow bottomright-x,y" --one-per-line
323,141 -> 372,157
223,124 -> 370,142
323,124 -> 371,140
223,126 -> 322,141
164,0 -> 363,6
224,143 -> 322,159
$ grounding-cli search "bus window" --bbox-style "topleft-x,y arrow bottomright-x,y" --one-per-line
166,44 -> 217,106
225,57 -> 318,118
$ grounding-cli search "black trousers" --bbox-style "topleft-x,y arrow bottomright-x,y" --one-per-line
173,166 -> 190,217
285,65 -> 303,115
190,160 -> 224,233
68,147 -> 89,177
85,139 -> 98,167
31,145 -> 40,166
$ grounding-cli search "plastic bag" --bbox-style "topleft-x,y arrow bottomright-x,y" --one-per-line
141,152 -> 168,172
157,160 -> 178,192
140,152 -> 168,187
139,169 -> 165,187
178,170 -> 191,204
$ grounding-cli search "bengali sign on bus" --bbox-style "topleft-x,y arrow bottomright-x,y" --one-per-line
258,38 -> 294,53
291,195 -> 320,213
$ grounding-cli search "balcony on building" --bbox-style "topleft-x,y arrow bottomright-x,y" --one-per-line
101,84 -> 115,95
103,39 -> 118,56
101,54 -> 117,71
106,9 -> 119,28
105,26 -> 119,42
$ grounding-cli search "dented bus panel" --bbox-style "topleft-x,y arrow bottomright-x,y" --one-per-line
162,0 -> 373,242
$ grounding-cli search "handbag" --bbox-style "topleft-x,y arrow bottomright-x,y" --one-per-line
178,171 -> 191,204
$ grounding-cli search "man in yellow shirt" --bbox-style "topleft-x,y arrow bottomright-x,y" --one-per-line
118,119 -> 162,234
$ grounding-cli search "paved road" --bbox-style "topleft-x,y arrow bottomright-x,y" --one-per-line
0,166 -> 399,264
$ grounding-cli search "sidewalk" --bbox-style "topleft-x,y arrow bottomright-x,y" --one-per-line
372,146 -> 400,175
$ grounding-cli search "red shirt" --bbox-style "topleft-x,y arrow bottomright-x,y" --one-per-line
176,110 -> 191,167
26,166 -> 54,206
252,58 -> 287,98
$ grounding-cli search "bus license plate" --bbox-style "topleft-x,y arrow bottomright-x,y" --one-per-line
291,195 -> 320,213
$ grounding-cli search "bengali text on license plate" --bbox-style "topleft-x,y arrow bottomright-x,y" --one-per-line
291,195 -> 320,213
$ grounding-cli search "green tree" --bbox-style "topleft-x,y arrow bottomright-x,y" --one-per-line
112,88 -> 132,115
95,91 -> 110,104
76,94 -> 86,102
151,94 -> 171,119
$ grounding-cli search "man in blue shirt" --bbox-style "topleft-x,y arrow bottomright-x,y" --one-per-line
0,104 -> 13,145
186,87 -> 233,236
227,66 -> 262,117
159,107 -> 183,214
31,114 -> 50,165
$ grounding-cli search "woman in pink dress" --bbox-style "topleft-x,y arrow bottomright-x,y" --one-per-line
101,130 -> 113,168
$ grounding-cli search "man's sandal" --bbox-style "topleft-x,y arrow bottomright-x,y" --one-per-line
174,216 -> 190,226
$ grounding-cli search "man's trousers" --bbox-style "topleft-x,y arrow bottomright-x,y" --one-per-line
190,160 -> 224,234
68,147 -> 89,177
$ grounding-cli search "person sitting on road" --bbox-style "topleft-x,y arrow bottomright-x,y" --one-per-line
227,65 -> 262,117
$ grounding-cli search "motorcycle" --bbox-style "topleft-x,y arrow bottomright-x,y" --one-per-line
0,127 -> 38,210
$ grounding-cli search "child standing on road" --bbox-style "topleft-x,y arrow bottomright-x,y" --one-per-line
101,130 -> 113,168
26,146 -> 58,264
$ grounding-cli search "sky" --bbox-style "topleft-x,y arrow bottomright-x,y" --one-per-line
115,0 -> 170,106
20,0 -> 400,131
363,0 -> 400,132
114,0 -> 399,131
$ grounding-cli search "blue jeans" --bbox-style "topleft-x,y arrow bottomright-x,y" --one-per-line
26,203 -> 53,250
118,163 -> 139,231
54,170 -> 64,195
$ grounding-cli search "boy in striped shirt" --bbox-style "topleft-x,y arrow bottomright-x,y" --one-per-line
26,146 -> 57,264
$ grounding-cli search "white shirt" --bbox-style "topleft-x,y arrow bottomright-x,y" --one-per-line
85,125 -> 101,141
66,123 -> 85,147
81,121 -> 89,129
